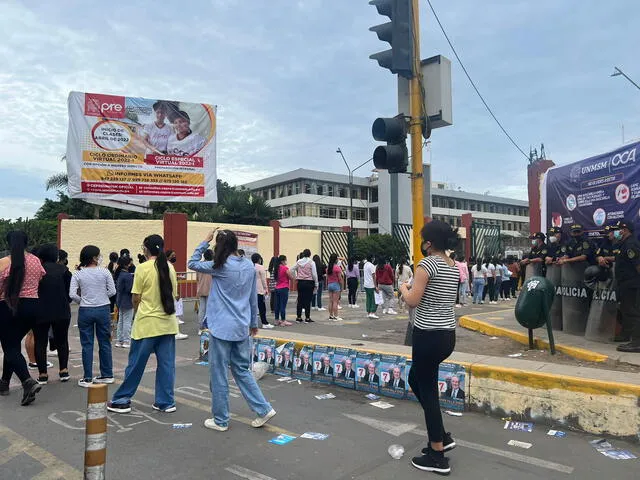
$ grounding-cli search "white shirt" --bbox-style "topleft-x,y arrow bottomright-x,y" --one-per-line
363,261 -> 376,288
143,122 -> 173,154
70,267 -> 116,307
486,263 -> 496,278
471,265 -> 487,280
167,132 -> 206,157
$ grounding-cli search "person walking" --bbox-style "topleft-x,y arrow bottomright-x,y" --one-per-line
273,256 -> 292,327
33,243 -> 72,385
115,256 -> 134,348
0,231 -> 45,405
289,249 -> 317,323
345,258 -> 360,308
456,256 -> 469,307
252,253 -> 273,329
70,245 -> 116,388
396,257 -> 413,312
107,235 -> 179,413
471,259 -> 487,305
398,220 -> 460,475
311,255 -> 326,312
326,253 -> 344,321
375,258 -> 397,315
363,255 -> 378,319
188,229 -> 277,431
196,249 -> 214,331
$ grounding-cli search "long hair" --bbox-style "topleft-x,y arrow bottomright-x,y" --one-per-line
327,253 -> 338,277
213,230 -> 238,269
251,253 -> 263,265
273,255 -> 286,281
476,258 -> 483,271
268,256 -> 278,276
143,235 -> 175,315
312,254 -> 323,276
348,257 -> 355,272
79,245 -> 101,268
4,231 -> 28,312
396,257 -> 406,275
376,257 -> 387,271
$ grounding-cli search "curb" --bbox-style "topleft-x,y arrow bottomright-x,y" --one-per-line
458,315 -> 609,363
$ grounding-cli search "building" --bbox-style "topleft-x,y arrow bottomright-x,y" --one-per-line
243,168 -> 530,245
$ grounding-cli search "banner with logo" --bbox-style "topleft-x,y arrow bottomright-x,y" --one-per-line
543,141 -> 640,235
66,91 -> 217,203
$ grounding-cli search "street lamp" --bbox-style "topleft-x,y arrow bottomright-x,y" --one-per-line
611,67 -> 640,91
336,148 -> 373,234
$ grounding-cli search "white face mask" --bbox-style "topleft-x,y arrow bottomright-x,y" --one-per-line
97,255 -> 103,266
531,240 -> 537,247
549,236 -> 558,244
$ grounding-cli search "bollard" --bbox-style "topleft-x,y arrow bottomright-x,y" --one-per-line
84,384 -> 108,480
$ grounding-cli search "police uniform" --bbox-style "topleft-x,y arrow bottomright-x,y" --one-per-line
526,232 -> 547,276
596,225 -> 620,260
546,227 -> 564,261
566,224 -> 596,265
614,221 -> 640,350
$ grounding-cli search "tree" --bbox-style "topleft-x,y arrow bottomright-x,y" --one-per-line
0,218 -> 57,253
353,234 -> 407,265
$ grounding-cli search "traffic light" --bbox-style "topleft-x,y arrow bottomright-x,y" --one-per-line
372,116 -> 408,173
369,0 -> 415,79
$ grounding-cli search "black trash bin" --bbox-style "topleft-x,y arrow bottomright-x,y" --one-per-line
515,276 -> 557,354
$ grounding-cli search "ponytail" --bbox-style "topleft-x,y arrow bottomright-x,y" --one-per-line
4,231 -> 28,312
144,234 -> 175,315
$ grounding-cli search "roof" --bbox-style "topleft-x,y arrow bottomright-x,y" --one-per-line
242,168 -> 372,190
431,188 -> 528,207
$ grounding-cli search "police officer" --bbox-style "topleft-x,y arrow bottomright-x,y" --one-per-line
595,224 -> 620,268
521,232 -> 547,275
613,221 -> 640,352
557,224 -> 596,266
545,227 -> 565,265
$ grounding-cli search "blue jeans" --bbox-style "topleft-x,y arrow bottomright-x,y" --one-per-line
208,335 -> 272,427
274,288 -> 289,320
111,334 -> 176,409
312,282 -> 323,309
117,308 -> 133,344
78,305 -> 113,380
473,279 -> 485,304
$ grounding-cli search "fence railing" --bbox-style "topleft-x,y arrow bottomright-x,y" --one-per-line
176,271 -> 198,299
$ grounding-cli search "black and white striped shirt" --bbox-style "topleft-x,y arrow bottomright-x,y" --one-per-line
415,256 -> 459,330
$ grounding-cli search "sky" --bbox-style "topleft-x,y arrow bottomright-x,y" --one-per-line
1,0 -> 640,219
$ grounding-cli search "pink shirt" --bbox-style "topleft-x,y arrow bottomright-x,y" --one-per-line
255,264 -> 268,295
0,253 -> 46,300
456,261 -> 469,282
276,265 -> 290,289
326,265 -> 342,284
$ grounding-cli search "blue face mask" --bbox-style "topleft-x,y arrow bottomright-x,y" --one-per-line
613,230 -> 622,241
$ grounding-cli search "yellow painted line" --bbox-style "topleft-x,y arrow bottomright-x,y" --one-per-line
134,385 -> 294,436
0,424 -> 82,479
458,315 -> 609,363
486,317 -> 504,320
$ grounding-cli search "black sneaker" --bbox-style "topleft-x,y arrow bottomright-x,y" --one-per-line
305,318 -> 314,323
423,432 -> 456,454
152,403 -> 177,413
21,378 -> 41,406
107,402 -> 131,414
59,371 -> 70,382
295,318 -> 304,323
617,342 -> 640,353
0,379 -> 9,396
411,448 -> 450,476
614,335 -> 631,342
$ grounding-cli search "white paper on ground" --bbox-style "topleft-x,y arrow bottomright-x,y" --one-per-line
508,440 -> 532,449
370,401 -> 395,409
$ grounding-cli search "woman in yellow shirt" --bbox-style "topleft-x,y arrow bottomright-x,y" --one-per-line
107,234 -> 179,414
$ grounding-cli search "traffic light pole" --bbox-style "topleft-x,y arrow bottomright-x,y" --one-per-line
409,0 -> 424,264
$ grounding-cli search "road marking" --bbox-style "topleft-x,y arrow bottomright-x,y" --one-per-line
411,429 -> 574,474
0,424 -> 82,479
343,414 -> 417,437
225,464 -> 278,480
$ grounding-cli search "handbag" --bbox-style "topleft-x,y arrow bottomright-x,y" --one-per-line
374,291 -> 384,305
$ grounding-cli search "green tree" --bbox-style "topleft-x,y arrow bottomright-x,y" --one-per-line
0,218 -> 57,253
353,234 -> 407,265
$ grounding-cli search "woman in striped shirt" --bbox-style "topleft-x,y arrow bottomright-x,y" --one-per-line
399,220 -> 460,475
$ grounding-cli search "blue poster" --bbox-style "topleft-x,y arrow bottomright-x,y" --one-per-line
333,348 -> 356,390
312,345 -> 334,385
378,355 -> 407,399
293,345 -> 314,381
355,352 -> 381,393
274,341 -> 295,377
545,141 -> 640,235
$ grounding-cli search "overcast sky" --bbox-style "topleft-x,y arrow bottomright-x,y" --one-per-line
2,0 -> 640,219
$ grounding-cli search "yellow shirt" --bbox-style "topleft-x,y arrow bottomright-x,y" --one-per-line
131,260 -> 179,340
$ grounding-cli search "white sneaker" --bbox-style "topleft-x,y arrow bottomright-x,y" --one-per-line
93,376 -> 115,384
175,333 -> 189,340
204,418 -> 228,431
251,408 -> 276,428
369,313 -> 379,319
114,342 -> 123,348
318,307 -> 327,311
262,324 -> 275,329
353,304 -> 359,308
122,343 -> 130,348
333,317 -> 343,322
311,307 -> 318,311
455,304 -> 462,308
383,308 -> 388,315
387,309 -> 398,315
178,319 -> 185,325
337,305 -> 343,310
78,378 -> 93,388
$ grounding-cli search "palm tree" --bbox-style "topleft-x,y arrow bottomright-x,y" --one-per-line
45,155 -> 68,192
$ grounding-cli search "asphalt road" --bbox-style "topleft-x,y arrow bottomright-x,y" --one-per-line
1,300 -> 638,479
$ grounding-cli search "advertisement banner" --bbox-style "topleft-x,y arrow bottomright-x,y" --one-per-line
544,141 -> 640,235
234,231 -> 259,257
66,92 -> 217,203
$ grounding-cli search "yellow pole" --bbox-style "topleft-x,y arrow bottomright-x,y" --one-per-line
410,0 -> 424,264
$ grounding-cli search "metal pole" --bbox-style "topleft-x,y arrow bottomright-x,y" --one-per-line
336,148 -> 354,233
410,0 -> 424,263
612,67 -> 640,91
84,384 -> 108,479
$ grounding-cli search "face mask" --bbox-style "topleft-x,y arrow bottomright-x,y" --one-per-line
421,242 -> 431,257
169,257 -> 177,264
613,230 -> 622,241
97,255 -> 103,266
531,240 -> 537,247
549,236 -> 558,244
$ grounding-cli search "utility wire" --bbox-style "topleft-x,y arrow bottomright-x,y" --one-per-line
425,0 -> 530,161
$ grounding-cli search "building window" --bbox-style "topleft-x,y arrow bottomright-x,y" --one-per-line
294,182 -> 301,195
316,184 -> 323,195
287,184 -> 293,196
369,207 -> 379,223
304,183 -> 311,194
270,188 -> 276,200
353,209 -> 367,221
371,187 -> 379,203
327,185 -> 334,197
338,186 -> 346,198
339,209 -> 348,220
320,206 -> 337,218
456,201 -> 462,210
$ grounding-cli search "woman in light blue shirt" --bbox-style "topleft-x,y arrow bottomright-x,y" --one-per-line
188,229 -> 276,432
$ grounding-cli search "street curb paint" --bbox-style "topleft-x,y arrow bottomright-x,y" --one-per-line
458,315 -> 609,363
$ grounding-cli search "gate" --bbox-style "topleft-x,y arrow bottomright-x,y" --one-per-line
471,223 -> 502,259
392,223 -> 412,259
321,231 -> 351,264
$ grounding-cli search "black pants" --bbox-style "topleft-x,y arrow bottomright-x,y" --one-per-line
33,319 -> 71,375
257,294 -> 268,325
500,279 -> 511,299
296,280 -> 315,320
409,328 -> 456,444
483,278 -> 496,301
0,299 -> 38,384
510,277 -> 517,297
619,287 -> 640,341
347,277 -> 359,305
269,290 -> 276,313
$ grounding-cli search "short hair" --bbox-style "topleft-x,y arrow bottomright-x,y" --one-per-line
168,110 -> 190,123
37,243 -> 59,263
58,249 -> 68,262
152,101 -> 166,112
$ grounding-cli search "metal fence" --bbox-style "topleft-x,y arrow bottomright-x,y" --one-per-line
471,223 -> 502,259
176,271 -> 198,299
320,231 -> 351,264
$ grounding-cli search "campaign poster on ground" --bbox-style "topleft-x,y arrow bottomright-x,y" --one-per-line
312,345 -> 334,385
333,347 -> 356,389
66,92 -> 217,203
543,141 -> 640,236
294,345 -> 314,381
355,352 -> 381,393
405,360 -> 417,401
275,341 -> 296,377
379,355 -> 407,399
438,363 -> 467,412
255,339 -> 276,373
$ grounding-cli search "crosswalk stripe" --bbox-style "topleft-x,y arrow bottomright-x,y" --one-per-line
225,464 -> 278,480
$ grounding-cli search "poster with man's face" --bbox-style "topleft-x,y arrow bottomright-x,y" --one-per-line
355,352 -> 380,393
333,347 -> 356,389
379,354 -> 407,399
293,345 -> 314,381
312,345 -> 334,385
255,338 -> 276,373
275,342 -> 296,377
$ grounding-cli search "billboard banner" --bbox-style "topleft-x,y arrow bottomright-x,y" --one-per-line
66,91 -> 217,203
544,141 -> 640,235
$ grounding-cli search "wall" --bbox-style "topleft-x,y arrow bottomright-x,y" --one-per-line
186,222 -> 274,262
60,219 -> 163,267
278,228 -> 321,264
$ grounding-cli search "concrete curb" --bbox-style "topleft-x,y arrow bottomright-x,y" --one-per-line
458,315 -> 609,363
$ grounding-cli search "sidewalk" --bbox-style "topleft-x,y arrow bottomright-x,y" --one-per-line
459,308 -> 640,366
